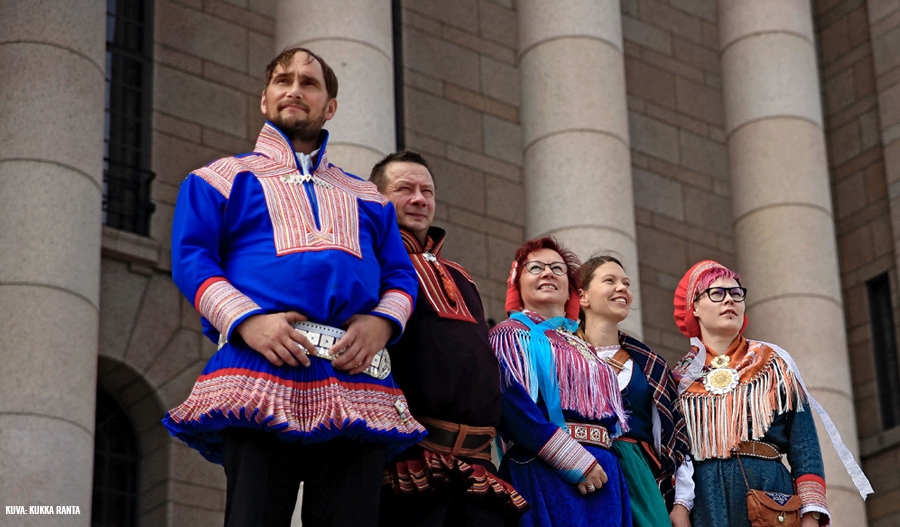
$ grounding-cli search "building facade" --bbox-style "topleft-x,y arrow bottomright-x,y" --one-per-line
1,0 -> 899,525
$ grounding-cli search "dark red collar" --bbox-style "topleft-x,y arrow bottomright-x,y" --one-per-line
401,227 -> 475,323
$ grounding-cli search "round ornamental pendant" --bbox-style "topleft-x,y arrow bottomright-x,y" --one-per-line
710,354 -> 731,369
703,367 -> 739,394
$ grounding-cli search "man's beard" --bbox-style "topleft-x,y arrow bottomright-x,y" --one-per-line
274,115 -> 323,145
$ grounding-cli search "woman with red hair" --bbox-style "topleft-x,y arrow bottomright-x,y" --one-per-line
489,237 -> 631,527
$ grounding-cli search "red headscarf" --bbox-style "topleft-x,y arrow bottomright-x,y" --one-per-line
673,260 -> 749,338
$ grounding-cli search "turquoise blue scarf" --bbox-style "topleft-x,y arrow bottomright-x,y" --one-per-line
510,311 -> 578,428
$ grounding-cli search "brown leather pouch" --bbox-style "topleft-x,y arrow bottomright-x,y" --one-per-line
745,488 -> 802,527
738,453 -> 802,527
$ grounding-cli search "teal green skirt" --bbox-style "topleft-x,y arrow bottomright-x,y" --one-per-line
612,440 -> 671,527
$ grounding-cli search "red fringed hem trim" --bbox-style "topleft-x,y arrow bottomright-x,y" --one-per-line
383,449 -> 528,513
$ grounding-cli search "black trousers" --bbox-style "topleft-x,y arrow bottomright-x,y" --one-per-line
222,428 -> 387,527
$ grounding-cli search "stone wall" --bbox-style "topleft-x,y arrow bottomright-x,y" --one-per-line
621,0 -> 731,364
820,0 -> 900,523
400,0 -> 524,323
85,0 -> 900,524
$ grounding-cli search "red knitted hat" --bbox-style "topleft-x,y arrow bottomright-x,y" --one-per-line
673,260 -> 749,338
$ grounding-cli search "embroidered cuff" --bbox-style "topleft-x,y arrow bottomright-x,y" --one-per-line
796,475 -> 828,523
538,428 -> 597,484
673,499 -> 693,512
370,289 -> 414,342
195,277 -> 263,342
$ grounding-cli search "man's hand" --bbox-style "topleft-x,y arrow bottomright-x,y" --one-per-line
235,311 -> 315,367
331,314 -> 393,375
576,463 -> 608,495
670,503 -> 691,527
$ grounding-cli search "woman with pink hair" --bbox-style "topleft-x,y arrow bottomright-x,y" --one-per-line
671,260 -> 871,527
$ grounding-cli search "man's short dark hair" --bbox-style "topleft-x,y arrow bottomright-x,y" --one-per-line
369,151 -> 433,192
264,46 -> 338,99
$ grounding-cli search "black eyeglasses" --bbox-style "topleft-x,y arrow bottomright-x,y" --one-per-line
696,286 -> 747,303
523,261 -> 568,276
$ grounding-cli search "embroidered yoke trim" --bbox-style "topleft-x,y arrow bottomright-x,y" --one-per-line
538,427 -> 597,484
195,277 -> 262,339
194,159 -> 243,199
257,176 -> 363,257
192,123 -> 389,258
372,289 -> 414,332
253,124 -> 387,205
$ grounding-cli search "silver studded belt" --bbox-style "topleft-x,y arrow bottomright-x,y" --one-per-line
290,321 -> 392,379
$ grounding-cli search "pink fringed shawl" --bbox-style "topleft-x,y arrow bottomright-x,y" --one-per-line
492,310 -> 629,433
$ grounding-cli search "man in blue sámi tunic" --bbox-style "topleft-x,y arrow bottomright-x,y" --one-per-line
162,47 -> 425,527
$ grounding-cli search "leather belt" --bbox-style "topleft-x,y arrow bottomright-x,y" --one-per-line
733,440 -> 781,460
290,321 -> 391,379
418,416 -> 495,461
566,422 -> 612,449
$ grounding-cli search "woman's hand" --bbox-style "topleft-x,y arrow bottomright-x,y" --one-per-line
576,463 -> 608,495
801,512 -> 820,527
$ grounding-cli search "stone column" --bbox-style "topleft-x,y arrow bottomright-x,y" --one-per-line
868,0 -> 900,306
276,3 -> 395,523
720,0 -> 868,522
275,0 -> 396,177
518,0 -> 643,336
0,0 -> 105,524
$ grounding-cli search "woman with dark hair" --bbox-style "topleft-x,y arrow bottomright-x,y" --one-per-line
489,236 -> 632,527
671,260 -> 872,527
577,255 -> 693,527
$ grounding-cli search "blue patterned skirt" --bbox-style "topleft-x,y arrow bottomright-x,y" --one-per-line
162,342 -> 426,464
500,444 -> 632,527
